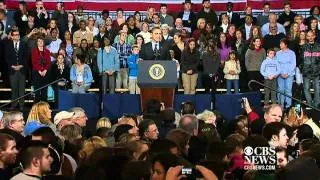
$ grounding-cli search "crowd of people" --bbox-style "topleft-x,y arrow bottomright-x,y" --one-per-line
0,0 -> 319,110
0,0 -> 320,179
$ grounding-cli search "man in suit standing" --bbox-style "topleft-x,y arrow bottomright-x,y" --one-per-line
5,29 -> 28,110
139,27 -> 170,60
224,2 -> 240,28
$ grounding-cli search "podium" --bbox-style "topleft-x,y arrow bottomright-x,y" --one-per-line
138,61 -> 177,111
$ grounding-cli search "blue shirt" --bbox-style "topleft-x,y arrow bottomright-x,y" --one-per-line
112,42 -> 131,68
97,47 -> 120,73
260,57 -> 281,79
276,49 -> 296,76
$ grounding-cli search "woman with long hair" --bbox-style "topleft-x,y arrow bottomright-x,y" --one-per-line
32,37 -> 51,102
226,24 -> 237,47
248,25 -> 263,44
27,101 -> 55,132
223,51 -> 241,94
47,28 -> 62,62
171,32 -> 185,63
135,35 -> 145,50
202,41 -> 220,94
181,38 -> 200,94
288,22 -> 300,53
60,30 -> 74,65
70,53 -> 93,94
294,15 -> 307,32
67,12 -> 79,36
245,37 -> 266,91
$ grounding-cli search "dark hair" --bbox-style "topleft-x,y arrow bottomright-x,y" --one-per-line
151,153 -> 181,172
160,3 -> 167,8
228,50 -> 239,61
31,127 -> 57,144
181,101 -> 195,115
185,38 -> 197,53
149,139 -> 178,155
267,48 -> 275,54
114,124 -> 133,142
263,2 -> 270,7
217,32 -> 231,49
76,53 -> 86,64
283,2 -> 291,7
116,8 -> 124,13
10,28 -> 20,36
102,9 -> 109,16
166,128 -> 191,155
280,38 -> 289,47
79,19 -> 86,25
144,99 -> 161,114
249,37 -> 262,50
299,138 -> 319,152
206,141 -> 228,161
138,119 -> 156,138
310,5 -> 320,15
20,140 -> 48,169
297,124 -> 314,141
135,34 -> 145,44
262,122 -> 286,141
122,161 -> 151,180
0,133 -> 15,151
243,135 -> 269,149
225,134 -> 245,154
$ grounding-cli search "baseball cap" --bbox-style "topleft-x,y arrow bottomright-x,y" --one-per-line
24,121 -> 47,136
54,111 -> 75,125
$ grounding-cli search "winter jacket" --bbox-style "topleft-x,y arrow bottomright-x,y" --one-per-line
300,42 -> 320,78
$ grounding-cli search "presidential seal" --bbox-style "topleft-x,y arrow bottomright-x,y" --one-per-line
149,64 -> 165,80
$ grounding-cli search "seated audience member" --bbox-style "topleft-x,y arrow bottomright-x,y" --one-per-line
54,111 -> 75,131
138,119 -> 159,143
70,53 -> 93,94
124,140 -> 149,160
0,112 -> 25,145
114,124 -> 138,142
27,101 -> 56,133
263,122 -> 289,148
0,133 -> 18,179
24,121 -> 47,137
179,114 -> 198,136
60,124 -> 83,162
69,107 -> 88,129
11,141 -> 54,180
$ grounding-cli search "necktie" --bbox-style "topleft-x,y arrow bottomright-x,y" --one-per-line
14,42 -> 18,52
154,43 -> 158,52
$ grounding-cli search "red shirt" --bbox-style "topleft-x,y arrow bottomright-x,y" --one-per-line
32,47 -> 51,71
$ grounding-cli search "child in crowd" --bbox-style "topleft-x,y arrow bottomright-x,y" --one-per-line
127,45 -> 140,94
260,48 -> 281,106
223,51 -> 241,94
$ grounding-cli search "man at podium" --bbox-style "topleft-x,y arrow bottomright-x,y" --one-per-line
139,27 -> 170,60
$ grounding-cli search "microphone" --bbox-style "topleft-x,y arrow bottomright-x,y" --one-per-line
248,80 -> 320,112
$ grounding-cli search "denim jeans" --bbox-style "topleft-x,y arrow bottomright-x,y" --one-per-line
226,79 -> 239,94
303,76 -> 319,106
72,84 -> 89,94
277,76 -> 294,108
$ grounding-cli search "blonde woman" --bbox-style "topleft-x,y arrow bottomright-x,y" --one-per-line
27,101 -> 55,133
78,136 -> 107,165
196,110 -> 217,126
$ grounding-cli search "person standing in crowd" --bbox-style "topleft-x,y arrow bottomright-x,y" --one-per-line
113,30 -> 131,90
135,34 -> 144,50
0,111 -> 25,146
159,4 -> 174,28
50,54 -> 70,104
278,2 -> 297,32
73,39 -> 89,64
202,42 -> 220,94
178,0 -> 196,33
5,29 -> 27,110
261,13 -> 286,37
161,24 -> 173,45
32,37 -> 51,102
197,0 -> 218,26
293,30 -> 306,100
51,2 -> 67,40
139,119 -> 159,143
66,12 -> 79,36
263,122 -> 289,149
128,45 -> 140,94
260,48 -> 281,106
263,23 -> 286,51
86,16 -> 99,37
114,23 -> 135,46
94,22 -> 107,47
87,39 -> 100,87
225,2 -> 241,28
34,0 -> 49,28
241,6 -> 257,25
112,8 -> 126,33
245,37 -> 266,91
300,30 -> 320,107
98,37 -> 119,94
70,54 -> 93,94
235,29 -> 249,92
61,30 -> 74,65
70,107 -> 88,129
192,18 -> 206,42
248,26 -> 263,44
224,51 -> 241,94
305,5 -> 320,26
276,38 -> 296,109
294,15 -> 307,32
239,15 -> 254,41
13,1 -> 28,37
10,141 -> 53,180
257,2 -> 271,27
308,17 -> 320,43
47,28 -> 62,62
181,38 -> 200,95
137,22 -> 151,44
0,133 -> 18,179
73,20 -> 93,47
95,9 -> 109,28
139,27 -> 170,60
127,15 -> 140,37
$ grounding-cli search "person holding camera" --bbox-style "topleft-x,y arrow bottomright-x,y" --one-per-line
34,0 -> 49,28
32,37 -> 51,102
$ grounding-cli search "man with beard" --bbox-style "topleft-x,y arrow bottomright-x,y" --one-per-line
0,133 -> 18,179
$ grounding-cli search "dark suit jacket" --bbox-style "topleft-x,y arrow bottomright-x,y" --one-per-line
219,12 -> 241,28
139,41 -> 170,60
4,40 -> 28,75
178,11 -> 197,32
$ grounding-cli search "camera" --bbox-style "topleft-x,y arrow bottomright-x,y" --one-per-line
295,104 -> 302,116
181,167 -> 202,179
240,97 -> 247,108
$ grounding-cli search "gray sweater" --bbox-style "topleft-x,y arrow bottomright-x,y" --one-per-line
245,48 -> 266,71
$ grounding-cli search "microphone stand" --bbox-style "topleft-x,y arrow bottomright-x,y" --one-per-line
0,78 -> 67,109
248,80 -> 320,112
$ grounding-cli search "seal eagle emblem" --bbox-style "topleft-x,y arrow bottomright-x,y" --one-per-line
149,64 -> 165,80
